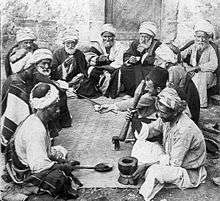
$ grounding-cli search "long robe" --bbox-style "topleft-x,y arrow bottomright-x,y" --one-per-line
1,75 -> 31,152
181,43 -> 218,107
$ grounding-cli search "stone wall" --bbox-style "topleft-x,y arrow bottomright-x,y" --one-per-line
1,0 -> 220,80
2,0 -> 220,49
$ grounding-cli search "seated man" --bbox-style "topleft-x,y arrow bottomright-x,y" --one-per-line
4,83 -> 81,199
51,30 -> 87,84
97,67 -> 168,135
31,49 -> 72,128
132,87 -> 207,201
121,21 -> 161,96
1,48 -> 53,152
77,23 -> 125,98
5,27 -> 38,77
1,49 -> 71,152
155,43 -> 200,124
181,20 -> 218,108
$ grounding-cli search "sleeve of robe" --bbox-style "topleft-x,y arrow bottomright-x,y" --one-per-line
25,122 -> 55,173
10,52 -> 32,74
199,46 -> 218,72
135,118 -> 163,140
115,81 -> 154,111
169,128 -> 193,167
5,47 -> 15,77
115,93 -> 154,112
51,50 -> 63,80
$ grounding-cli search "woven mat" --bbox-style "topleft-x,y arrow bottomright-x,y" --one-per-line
55,96 -> 139,188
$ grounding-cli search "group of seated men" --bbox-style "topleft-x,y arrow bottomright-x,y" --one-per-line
0,18 -> 219,200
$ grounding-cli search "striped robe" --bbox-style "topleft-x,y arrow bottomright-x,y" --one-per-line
1,75 -> 31,151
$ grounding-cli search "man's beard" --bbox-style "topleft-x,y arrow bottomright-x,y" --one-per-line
103,41 -> 114,48
195,42 -> 208,51
140,38 -> 152,49
65,46 -> 76,55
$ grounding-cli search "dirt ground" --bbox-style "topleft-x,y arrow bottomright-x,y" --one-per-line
1,97 -> 220,201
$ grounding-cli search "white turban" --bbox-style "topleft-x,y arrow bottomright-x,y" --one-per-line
155,43 -> 178,64
16,27 -> 36,43
101,24 -> 116,36
194,19 -> 214,36
139,21 -> 157,37
29,49 -> 53,64
30,83 -> 59,110
62,30 -> 79,43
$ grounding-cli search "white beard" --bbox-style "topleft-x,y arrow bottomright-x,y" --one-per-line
195,42 -> 208,51
65,46 -> 76,55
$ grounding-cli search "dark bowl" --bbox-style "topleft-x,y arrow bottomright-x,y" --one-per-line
118,156 -> 138,175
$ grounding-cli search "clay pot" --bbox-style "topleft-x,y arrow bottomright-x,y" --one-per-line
118,156 -> 138,175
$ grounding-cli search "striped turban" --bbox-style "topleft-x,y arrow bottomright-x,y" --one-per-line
157,87 -> 187,113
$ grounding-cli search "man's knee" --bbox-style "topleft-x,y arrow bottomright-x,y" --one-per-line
146,164 -> 165,182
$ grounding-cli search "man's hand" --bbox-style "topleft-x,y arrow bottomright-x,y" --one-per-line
94,104 -> 117,113
90,56 -> 98,66
128,56 -> 138,64
125,108 -> 138,121
98,55 -> 109,63
132,164 -> 148,181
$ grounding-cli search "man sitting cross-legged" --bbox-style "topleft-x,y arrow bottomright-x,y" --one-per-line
131,87 -> 207,201
4,83 -> 82,199
181,20 -> 218,108
77,23 -> 125,98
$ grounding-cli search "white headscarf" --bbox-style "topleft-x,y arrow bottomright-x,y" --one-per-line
139,21 -> 157,37
194,19 -> 215,36
30,49 -> 53,64
30,83 -> 59,110
101,24 -> 116,36
62,29 -> 79,43
16,27 -> 36,43
24,48 -> 53,69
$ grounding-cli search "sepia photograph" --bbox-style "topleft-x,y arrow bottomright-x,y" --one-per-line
0,0 -> 220,200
